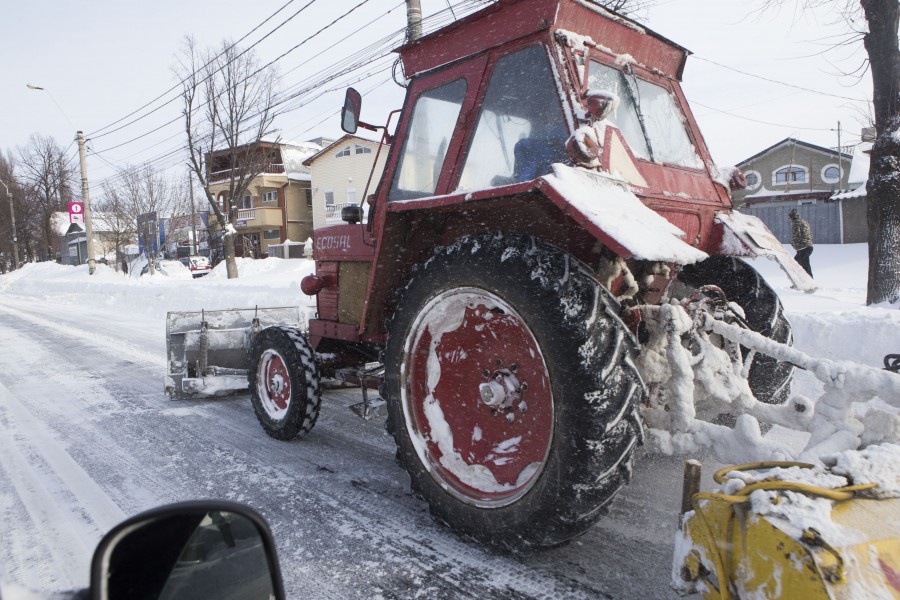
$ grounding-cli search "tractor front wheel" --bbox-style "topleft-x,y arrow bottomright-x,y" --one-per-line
383,234 -> 645,551
676,257 -> 793,404
249,327 -> 322,440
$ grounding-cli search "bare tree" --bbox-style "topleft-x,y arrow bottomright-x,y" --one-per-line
96,179 -> 138,273
17,135 -> 75,262
761,0 -> 899,304
175,37 -> 279,279
109,164 -> 182,276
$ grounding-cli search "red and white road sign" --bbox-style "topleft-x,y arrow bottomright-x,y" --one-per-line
69,201 -> 84,224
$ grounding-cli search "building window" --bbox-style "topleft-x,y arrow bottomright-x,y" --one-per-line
744,170 -> 761,189
263,229 -> 281,240
774,166 -> 806,185
347,188 -> 357,204
355,145 -> 372,155
324,190 -> 335,219
822,164 -> 841,184
304,189 -> 312,209
336,147 -> 351,158
241,195 -> 253,209
262,191 -> 278,203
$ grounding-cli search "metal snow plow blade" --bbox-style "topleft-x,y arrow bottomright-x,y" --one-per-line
675,460 -> 900,599
165,306 -> 303,399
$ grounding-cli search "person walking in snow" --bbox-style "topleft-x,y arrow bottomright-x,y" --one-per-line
789,209 -> 813,277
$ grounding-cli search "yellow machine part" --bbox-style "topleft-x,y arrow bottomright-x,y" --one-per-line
677,462 -> 900,599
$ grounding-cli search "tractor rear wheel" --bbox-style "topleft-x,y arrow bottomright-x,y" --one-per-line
249,327 -> 322,440
383,234 -> 645,551
676,257 -> 793,404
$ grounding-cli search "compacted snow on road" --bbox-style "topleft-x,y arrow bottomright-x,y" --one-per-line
0,247 -> 897,599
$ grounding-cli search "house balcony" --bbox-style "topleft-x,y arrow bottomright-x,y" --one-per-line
235,207 -> 283,230
208,163 -> 286,185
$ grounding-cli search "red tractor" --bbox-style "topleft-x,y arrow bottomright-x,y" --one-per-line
174,0 -> 816,551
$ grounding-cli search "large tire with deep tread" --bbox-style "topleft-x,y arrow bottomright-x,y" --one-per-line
249,327 -> 321,440
383,233 -> 645,551
677,257 -> 793,404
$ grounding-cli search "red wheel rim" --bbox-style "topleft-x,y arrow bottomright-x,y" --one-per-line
402,288 -> 553,507
257,349 -> 291,419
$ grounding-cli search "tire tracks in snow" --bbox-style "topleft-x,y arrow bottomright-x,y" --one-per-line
0,300 -> 679,598
0,376 -> 125,590
0,302 -> 164,369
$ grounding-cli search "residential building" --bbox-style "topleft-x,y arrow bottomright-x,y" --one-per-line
53,211 -> 135,265
206,140 -> 321,257
830,131 -> 875,244
732,138 -> 857,244
302,135 -> 389,230
165,211 -> 210,258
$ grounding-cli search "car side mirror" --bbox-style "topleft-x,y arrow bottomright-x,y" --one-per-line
341,88 -> 362,134
90,501 -> 284,600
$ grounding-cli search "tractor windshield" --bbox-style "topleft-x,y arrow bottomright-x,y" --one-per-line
588,61 -> 703,169
457,45 -> 569,191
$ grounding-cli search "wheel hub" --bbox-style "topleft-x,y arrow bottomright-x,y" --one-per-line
268,373 -> 287,395
258,349 -> 291,416
402,288 -> 553,507
478,364 -> 527,416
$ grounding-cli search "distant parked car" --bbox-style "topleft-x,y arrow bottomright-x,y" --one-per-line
141,260 -> 192,279
179,255 -> 212,278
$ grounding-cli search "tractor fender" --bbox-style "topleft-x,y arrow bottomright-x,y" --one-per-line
537,164 -> 708,266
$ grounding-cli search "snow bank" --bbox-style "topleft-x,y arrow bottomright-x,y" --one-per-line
0,258 -> 317,320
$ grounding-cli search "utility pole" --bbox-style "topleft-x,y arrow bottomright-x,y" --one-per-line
837,120 -> 843,191
76,131 -> 96,274
189,170 -> 198,256
406,0 -> 423,42
0,178 -> 20,269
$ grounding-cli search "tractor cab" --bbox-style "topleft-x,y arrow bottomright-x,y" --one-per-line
307,0 -> 733,354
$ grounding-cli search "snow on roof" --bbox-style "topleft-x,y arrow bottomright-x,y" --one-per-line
52,211 -> 128,235
846,142 -> 871,186
832,183 -> 867,201
828,143 -> 871,201
279,142 -> 322,181
744,186 -> 829,200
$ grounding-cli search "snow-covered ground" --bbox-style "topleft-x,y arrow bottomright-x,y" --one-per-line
0,245 -> 897,598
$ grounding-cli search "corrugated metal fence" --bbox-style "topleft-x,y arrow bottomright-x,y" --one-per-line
739,203 -> 841,245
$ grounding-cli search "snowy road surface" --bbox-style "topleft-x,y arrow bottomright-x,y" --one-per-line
2,247 -> 897,599
0,294 -> 685,599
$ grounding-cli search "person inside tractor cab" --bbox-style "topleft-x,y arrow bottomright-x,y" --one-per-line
458,44 -> 571,190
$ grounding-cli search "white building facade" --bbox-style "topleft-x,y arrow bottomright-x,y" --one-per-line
302,135 -> 389,230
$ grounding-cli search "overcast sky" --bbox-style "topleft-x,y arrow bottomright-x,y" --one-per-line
1,0 -> 871,189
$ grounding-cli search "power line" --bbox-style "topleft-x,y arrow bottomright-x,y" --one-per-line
88,0 -> 487,187
90,0 -> 376,155
689,99 -> 834,131
693,56 -> 869,103
88,0 -> 310,139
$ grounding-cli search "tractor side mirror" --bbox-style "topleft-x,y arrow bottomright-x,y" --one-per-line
90,501 -> 284,600
341,88 -> 362,134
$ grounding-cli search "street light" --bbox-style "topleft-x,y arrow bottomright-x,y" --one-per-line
27,83 -> 96,274
0,178 -> 20,269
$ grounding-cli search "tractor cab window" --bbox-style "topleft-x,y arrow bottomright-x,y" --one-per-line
588,61 -> 703,169
390,78 -> 467,200
457,45 -> 569,191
